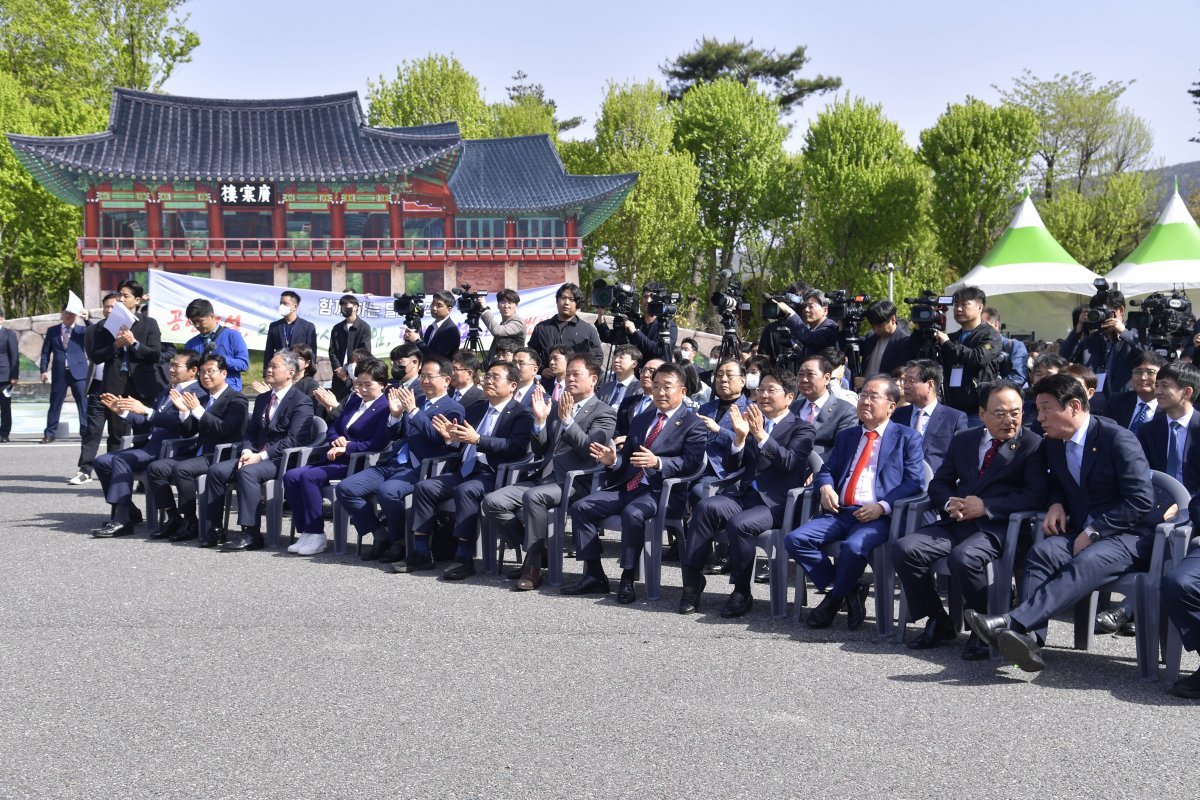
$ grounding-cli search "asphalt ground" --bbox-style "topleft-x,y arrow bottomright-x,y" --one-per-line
1,440 -> 1198,799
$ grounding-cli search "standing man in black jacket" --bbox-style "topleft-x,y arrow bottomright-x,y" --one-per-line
92,279 -> 165,406
927,286 -> 1003,419
263,290 -> 318,372
329,294 -> 372,401
859,300 -> 912,387
0,308 -> 17,443
527,283 -> 602,366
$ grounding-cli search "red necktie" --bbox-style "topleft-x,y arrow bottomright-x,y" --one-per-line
843,430 -> 879,506
267,392 -> 278,422
626,412 -> 667,492
979,437 -> 1003,476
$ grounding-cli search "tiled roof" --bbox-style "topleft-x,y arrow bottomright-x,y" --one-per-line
6,88 -> 461,202
449,136 -> 637,235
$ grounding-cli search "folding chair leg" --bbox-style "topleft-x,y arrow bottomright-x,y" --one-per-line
547,518 -> 564,588
1136,576 -> 1159,682
482,518 -> 499,575
1074,592 -> 1100,651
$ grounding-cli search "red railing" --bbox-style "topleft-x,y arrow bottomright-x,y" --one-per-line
78,236 -> 584,263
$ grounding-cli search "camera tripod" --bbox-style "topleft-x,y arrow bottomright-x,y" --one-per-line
716,315 -> 743,365
463,316 -> 488,357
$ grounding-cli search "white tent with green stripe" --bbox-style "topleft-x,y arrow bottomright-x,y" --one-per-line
1106,187 -> 1200,296
946,192 -> 1101,339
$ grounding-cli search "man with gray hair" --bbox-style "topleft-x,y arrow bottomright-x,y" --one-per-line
203,350 -> 315,550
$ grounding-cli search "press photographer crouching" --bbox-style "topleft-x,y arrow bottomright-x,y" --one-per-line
594,280 -> 679,362
1061,278 -> 1144,397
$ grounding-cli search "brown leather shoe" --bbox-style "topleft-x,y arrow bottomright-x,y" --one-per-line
512,567 -> 543,592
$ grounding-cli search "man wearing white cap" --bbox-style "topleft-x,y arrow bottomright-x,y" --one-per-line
39,293 -> 90,445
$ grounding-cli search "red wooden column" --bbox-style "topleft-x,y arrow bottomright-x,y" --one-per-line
206,193 -> 223,242
84,187 -> 100,240
565,215 -> 577,245
389,195 -> 403,246
505,217 -> 516,250
443,212 -> 454,247
330,193 -> 346,242
272,203 -> 286,243
145,193 -> 162,243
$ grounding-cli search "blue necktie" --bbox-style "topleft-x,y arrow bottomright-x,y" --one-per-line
1066,440 -> 1083,486
1167,420 -> 1183,483
751,419 -> 775,492
460,407 -> 497,477
1129,402 -> 1148,433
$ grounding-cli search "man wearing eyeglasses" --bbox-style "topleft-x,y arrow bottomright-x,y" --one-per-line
615,358 -> 665,442
893,380 -> 1047,659
892,359 -> 968,474
527,283 -> 603,367
682,367 -> 814,616
788,354 -> 857,460
449,350 -> 485,409
1105,351 -> 1165,432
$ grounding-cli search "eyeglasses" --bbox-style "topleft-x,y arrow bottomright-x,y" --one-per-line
1132,369 -> 1160,377
756,385 -> 784,395
418,373 -> 445,381
639,368 -> 658,377
482,373 -> 509,383
859,393 -> 890,403
987,409 -> 1022,420
198,368 -> 223,376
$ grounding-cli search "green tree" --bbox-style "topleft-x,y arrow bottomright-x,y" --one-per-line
672,77 -> 788,291
91,0 -> 199,91
490,94 -> 558,141
505,70 -> 582,132
918,98 -> 1039,274
662,37 -> 841,112
800,96 -> 942,302
366,54 -> 492,138
586,81 -> 701,299
1039,172 -> 1157,272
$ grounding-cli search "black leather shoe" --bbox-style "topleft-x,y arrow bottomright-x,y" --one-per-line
129,507 -> 143,525
380,540 -> 407,564
906,615 -> 957,650
754,561 -> 771,584
679,576 -> 706,614
91,521 -> 134,538
846,581 -> 871,631
220,530 -> 264,551
561,575 -> 611,596
960,632 -> 990,661
617,576 -> 637,604
997,629 -> 1045,672
361,539 -> 389,561
720,591 -> 754,618
806,593 -> 844,629
964,610 -> 1010,646
40,435 -> 55,444
442,560 -> 476,581
1170,668 -> 1200,699
1095,605 -> 1133,635
170,521 -> 199,543
152,515 -> 184,540
504,566 -> 525,580
391,556 -> 435,573
703,557 -> 730,576
197,530 -> 219,548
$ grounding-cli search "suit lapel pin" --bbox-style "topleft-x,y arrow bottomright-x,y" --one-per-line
674,420 -> 681,426
1009,443 -> 1017,450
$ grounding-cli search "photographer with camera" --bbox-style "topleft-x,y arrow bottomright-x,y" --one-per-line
859,300 -> 912,388
1061,280 -> 1144,397
404,290 -> 461,358
924,286 -> 1003,420
756,281 -> 809,365
481,288 -> 526,359
770,289 -> 841,368
595,282 -> 679,363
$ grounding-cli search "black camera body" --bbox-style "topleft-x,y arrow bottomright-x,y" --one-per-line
905,291 -> 953,360
828,290 -> 871,326
1129,290 -> 1195,357
592,279 -> 637,318
393,292 -> 426,331
1083,277 -> 1117,332
647,290 -> 681,320
452,283 -> 488,316
760,292 -> 803,321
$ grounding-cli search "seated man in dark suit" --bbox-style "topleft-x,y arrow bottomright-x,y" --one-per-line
1105,350 -> 1165,432
965,374 -> 1155,672
788,354 -> 858,460
481,354 -> 618,590
857,300 -> 912,389
784,375 -> 926,630
615,358 -> 665,440
402,361 -> 533,579
204,350 -> 316,550
596,344 -> 643,410
892,359 -> 968,474
1163,536 -> 1200,698
689,357 -> 750,571
449,350 -> 485,409
893,380 -> 1047,659
147,353 -> 249,542
337,355 -> 465,564
263,290 -> 318,372
90,350 -> 205,537
682,367 -> 815,616
510,347 -> 543,408
564,363 -> 708,603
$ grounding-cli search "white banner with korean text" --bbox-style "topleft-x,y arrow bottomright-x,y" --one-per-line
145,271 -> 562,354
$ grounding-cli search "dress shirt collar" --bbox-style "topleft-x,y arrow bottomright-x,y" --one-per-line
175,379 -> 197,391
1068,415 -> 1091,449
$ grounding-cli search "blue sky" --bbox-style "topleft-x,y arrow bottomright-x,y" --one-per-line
163,0 -> 1200,167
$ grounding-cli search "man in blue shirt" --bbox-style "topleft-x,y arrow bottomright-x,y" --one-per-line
184,298 -> 250,391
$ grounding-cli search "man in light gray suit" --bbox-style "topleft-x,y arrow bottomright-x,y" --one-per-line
481,353 -> 617,590
789,353 -> 858,460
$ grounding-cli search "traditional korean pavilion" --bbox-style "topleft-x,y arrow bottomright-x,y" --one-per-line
7,88 -> 637,304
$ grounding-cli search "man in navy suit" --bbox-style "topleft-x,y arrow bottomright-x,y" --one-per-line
263,290 -> 318,371
39,306 -> 90,443
966,374 -> 1155,672
337,355 -> 465,564
0,309 -> 21,442
596,344 -> 643,410
893,380 -> 1047,659
147,353 -> 249,542
616,358 -> 665,439
1105,350 -> 1165,431
857,300 -> 912,388
510,347 -> 542,408
405,290 -> 462,358
1163,535 -> 1200,698
682,367 -> 815,616
788,354 -> 858,460
402,360 -> 533,579
204,350 -> 316,551
90,349 -> 205,537
785,375 -> 926,630
449,351 -> 485,409
771,289 -> 841,365
564,363 -> 708,603
892,359 -> 968,474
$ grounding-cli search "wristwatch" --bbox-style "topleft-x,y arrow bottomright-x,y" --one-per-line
1083,526 -> 1101,542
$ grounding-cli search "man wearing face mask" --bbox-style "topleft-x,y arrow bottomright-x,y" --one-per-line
329,294 -> 372,401
263,291 -> 317,373
184,299 -> 251,391
387,343 -> 425,403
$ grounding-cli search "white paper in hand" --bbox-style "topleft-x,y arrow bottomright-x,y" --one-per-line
104,302 -> 137,339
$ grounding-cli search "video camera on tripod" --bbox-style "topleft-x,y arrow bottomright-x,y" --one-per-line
392,292 -> 426,331
710,269 -> 748,364
591,279 -> 638,328
451,284 -> 489,355
828,290 -> 871,377
1129,289 -> 1195,358
1082,278 -> 1119,333
905,290 -> 953,360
